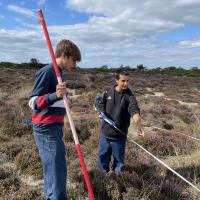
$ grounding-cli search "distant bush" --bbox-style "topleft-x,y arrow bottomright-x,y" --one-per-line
166,66 -> 200,77
98,65 -> 109,72
0,61 -> 45,69
137,64 -> 146,71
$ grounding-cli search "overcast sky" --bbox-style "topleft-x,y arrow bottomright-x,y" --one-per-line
0,0 -> 200,68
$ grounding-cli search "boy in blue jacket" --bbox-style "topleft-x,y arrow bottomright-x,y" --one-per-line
28,39 -> 81,200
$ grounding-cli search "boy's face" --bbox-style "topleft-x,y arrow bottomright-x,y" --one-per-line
61,55 -> 76,71
116,75 -> 129,91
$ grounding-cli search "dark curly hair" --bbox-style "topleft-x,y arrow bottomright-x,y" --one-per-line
115,70 -> 129,80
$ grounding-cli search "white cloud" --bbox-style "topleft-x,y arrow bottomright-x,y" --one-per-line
180,39 -> 200,48
1,24 -> 199,68
7,4 -> 36,18
37,0 -> 46,5
66,0 -> 200,67
1,1 -> 200,68
63,0 -> 200,47
67,0 -> 200,23
0,28 -> 48,63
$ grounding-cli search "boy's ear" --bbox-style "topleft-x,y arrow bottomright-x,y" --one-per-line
60,52 -> 65,58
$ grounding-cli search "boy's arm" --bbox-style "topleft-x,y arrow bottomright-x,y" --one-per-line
132,113 -> 144,137
28,70 -> 63,110
128,92 -> 144,137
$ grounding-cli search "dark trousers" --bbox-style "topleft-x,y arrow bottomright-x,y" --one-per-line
98,134 -> 126,173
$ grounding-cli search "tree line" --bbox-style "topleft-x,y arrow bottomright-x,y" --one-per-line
0,59 -> 200,77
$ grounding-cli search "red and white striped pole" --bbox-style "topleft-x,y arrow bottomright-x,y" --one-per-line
38,9 -> 95,200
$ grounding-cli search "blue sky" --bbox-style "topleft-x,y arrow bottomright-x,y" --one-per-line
159,24 -> 200,41
0,1 -> 90,28
1,0 -> 200,68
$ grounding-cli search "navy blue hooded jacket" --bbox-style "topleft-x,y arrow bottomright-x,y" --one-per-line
100,86 -> 140,139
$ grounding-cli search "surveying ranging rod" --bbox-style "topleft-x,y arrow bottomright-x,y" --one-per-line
38,9 -> 95,200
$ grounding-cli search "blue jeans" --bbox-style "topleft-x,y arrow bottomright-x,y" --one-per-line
33,127 -> 67,200
98,134 -> 127,173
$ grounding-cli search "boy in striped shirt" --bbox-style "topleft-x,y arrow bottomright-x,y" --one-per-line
28,39 -> 81,200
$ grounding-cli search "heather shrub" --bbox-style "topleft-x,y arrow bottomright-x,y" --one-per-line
167,164 -> 200,184
66,80 -> 87,89
0,166 -> 21,198
73,169 -> 142,200
83,125 -> 99,154
162,120 -> 174,130
0,121 -> 32,137
1,67 -> 200,200
0,138 -> 26,160
13,186 -> 43,200
191,110 -> 200,137
135,132 -> 197,157
65,120 -> 97,144
66,142 -> 79,161
141,177 -> 192,200
0,166 -> 42,200
15,147 -> 42,179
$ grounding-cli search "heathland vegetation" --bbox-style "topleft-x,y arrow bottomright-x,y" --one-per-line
0,62 -> 200,199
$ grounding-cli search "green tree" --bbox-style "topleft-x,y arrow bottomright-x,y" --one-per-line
137,64 -> 146,70
30,58 -> 39,65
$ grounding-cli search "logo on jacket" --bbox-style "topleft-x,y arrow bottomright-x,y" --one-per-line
107,96 -> 112,100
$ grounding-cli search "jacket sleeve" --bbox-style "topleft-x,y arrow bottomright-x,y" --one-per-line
127,90 -> 140,116
97,89 -> 107,113
28,70 -> 60,110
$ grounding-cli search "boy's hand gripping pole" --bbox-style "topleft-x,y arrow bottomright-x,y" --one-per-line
38,9 -> 95,200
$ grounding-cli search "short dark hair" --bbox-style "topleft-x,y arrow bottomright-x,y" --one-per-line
55,39 -> 81,62
115,70 -> 129,80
